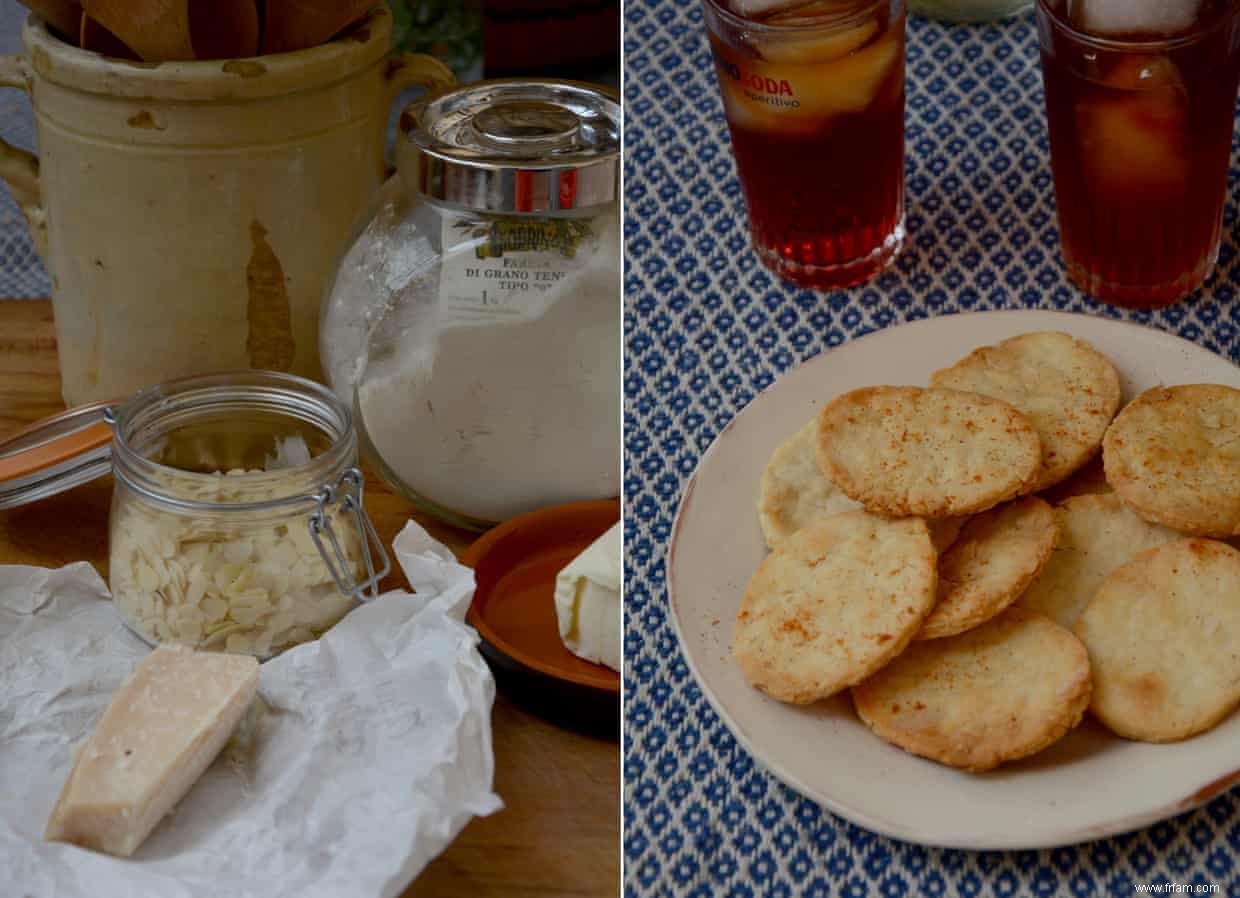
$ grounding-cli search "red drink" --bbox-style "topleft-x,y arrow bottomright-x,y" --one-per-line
703,0 -> 906,289
1037,0 -> 1240,307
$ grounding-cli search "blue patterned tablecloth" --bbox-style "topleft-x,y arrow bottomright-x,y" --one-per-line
622,3 -> 1240,896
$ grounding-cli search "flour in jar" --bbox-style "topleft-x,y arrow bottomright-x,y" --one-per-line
344,204 -> 621,524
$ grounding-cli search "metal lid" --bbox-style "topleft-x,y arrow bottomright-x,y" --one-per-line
0,400 -> 115,510
399,78 -> 620,214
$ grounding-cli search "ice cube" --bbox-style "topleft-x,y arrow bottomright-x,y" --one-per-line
715,67 -> 791,133
730,0 -> 813,17
802,26 -> 901,114
748,19 -> 877,64
730,0 -> 864,24
765,0 -> 864,24
1104,55 -> 1186,96
715,24 -> 898,134
1070,0 -> 1201,36
1079,96 -> 1188,193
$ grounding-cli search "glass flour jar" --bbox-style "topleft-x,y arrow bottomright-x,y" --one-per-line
322,79 -> 621,531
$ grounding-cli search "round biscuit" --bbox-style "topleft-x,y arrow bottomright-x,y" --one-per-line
917,496 -> 1057,641
732,511 -> 937,704
815,386 -> 1041,518
930,332 -> 1121,492
853,607 -> 1092,771
1020,493 -> 1180,628
928,515 -> 967,555
1039,454 -> 1111,505
1102,384 -> 1240,538
1073,538 -> 1240,742
757,419 -> 965,551
758,421 -> 862,547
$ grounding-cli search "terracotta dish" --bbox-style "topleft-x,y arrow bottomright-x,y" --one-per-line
464,498 -> 620,737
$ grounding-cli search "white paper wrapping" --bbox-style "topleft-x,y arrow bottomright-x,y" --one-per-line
0,521 -> 502,898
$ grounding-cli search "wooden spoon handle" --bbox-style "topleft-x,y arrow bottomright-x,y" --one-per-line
81,0 -> 195,61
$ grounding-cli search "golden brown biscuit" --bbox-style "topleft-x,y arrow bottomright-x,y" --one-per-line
1074,538 -> 1240,742
853,607 -> 1091,771
758,421 -> 862,548
1020,493 -> 1180,628
928,515 -> 967,555
1102,384 -> 1240,538
931,332 -> 1121,492
917,497 -> 1057,640
758,419 -> 965,551
1039,455 -> 1111,505
816,386 -> 1041,518
733,511 -> 937,704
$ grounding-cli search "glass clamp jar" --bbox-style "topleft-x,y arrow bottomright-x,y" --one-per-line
323,78 -> 621,532
107,436 -> 390,602
307,468 -> 388,600
0,371 -> 390,659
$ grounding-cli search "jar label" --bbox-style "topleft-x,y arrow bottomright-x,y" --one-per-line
438,213 -> 597,326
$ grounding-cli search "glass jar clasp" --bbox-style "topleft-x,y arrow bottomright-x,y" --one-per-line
309,467 -> 391,601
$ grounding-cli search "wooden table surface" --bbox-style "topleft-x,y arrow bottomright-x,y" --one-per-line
0,299 -> 619,898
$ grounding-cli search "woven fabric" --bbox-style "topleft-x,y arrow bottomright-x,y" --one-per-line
0,0 -> 48,298
622,3 -> 1240,896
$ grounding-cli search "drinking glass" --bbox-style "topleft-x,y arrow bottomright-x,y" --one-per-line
1037,0 -> 1240,307
702,0 -> 907,289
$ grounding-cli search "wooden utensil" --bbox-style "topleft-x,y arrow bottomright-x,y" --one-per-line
81,0 -> 195,61
261,0 -> 374,55
189,0 -> 260,59
16,0 -> 82,43
79,13 -> 139,58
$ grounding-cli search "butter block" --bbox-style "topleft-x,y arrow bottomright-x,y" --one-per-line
554,522 -> 621,671
45,645 -> 259,857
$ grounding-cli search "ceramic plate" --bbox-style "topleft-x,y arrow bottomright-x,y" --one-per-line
668,310 -> 1240,850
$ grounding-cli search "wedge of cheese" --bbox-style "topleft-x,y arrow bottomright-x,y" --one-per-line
554,522 -> 621,671
45,645 -> 259,857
